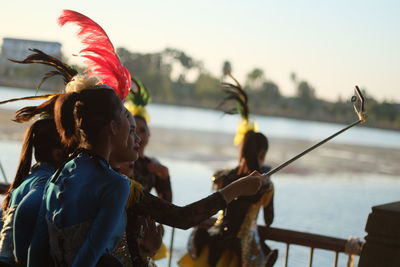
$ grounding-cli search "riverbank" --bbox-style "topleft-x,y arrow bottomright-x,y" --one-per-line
1,108 -> 399,176
1,83 -> 399,131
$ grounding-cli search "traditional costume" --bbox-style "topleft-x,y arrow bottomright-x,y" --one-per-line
30,152 -> 130,266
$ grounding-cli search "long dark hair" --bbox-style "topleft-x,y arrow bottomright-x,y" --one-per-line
54,88 -> 123,150
238,130 -> 269,174
2,119 -> 62,211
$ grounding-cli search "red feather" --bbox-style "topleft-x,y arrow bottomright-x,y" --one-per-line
58,10 -> 131,99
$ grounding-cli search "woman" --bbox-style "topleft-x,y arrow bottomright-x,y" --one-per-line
210,131 -> 277,267
27,83 -> 139,267
125,78 -> 172,202
26,9 -> 139,265
179,131 -> 276,267
133,114 -> 172,201
179,75 -> 278,267
125,78 -> 171,263
0,119 -> 67,266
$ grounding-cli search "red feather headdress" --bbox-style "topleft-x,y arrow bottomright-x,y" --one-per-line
58,10 -> 131,99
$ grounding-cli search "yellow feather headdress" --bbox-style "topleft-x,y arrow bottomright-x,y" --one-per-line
125,76 -> 151,123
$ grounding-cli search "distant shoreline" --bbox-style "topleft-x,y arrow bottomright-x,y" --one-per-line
148,98 -> 400,132
1,83 -> 399,132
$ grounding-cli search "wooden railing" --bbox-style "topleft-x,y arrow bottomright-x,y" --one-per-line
258,226 -> 362,267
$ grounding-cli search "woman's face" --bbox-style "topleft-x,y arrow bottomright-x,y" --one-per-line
110,107 -> 140,162
126,112 -> 141,161
134,116 -> 150,156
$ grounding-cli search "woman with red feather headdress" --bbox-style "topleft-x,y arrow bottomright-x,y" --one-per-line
21,10 -> 139,267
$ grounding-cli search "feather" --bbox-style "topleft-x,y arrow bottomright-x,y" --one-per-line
219,77 -> 249,120
58,10 -> 131,99
219,74 -> 258,145
125,76 -> 151,122
0,94 -> 58,105
9,48 -> 78,88
130,76 -> 151,106
14,96 -> 59,122
2,49 -> 74,122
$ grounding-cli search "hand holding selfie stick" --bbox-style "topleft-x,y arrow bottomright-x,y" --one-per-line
262,86 -> 367,178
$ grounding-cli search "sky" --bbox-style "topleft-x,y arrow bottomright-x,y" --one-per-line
1,0 -> 399,102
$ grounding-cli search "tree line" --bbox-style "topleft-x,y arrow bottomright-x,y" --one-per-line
116,47 -> 400,130
1,47 -> 399,130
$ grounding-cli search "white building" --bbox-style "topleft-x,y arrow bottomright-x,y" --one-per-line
0,38 -> 62,77
1,38 -> 61,60
0,38 -> 63,89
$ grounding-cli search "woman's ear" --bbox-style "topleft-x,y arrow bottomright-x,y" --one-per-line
109,120 -> 118,136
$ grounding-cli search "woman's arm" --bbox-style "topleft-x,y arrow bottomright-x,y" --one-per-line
153,174 -> 172,202
130,191 -> 226,230
129,171 -> 261,229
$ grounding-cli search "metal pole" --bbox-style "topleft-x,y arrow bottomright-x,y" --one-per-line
167,227 -> 175,267
263,120 -> 362,177
309,247 -> 314,267
0,160 -> 8,184
284,243 -> 290,267
334,252 -> 339,267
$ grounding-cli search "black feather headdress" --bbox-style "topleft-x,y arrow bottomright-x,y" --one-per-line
219,73 -> 258,145
0,49 -> 78,122
8,48 -> 78,90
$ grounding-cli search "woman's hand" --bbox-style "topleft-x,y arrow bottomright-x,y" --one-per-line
235,171 -> 263,196
138,217 -> 164,258
219,171 -> 262,203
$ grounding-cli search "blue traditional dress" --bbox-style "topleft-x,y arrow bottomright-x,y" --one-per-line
28,152 -> 130,267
